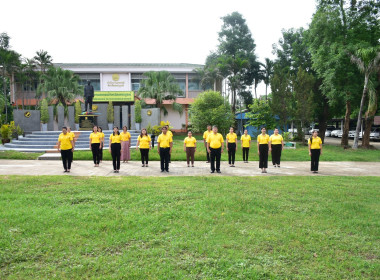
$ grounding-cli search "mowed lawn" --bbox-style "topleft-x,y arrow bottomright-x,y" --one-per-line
0,176 -> 379,279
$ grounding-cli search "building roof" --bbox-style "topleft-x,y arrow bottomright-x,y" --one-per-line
55,63 -> 204,68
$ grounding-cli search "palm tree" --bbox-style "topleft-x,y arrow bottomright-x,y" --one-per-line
350,47 -> 380,149
15,58 -> 38,110
138,71 -> 183,116
37,67 -> 83,126
34,50 -> 53,74
194,66 -> 223,92
0,47 -> 21,122
263,58 -> 274,99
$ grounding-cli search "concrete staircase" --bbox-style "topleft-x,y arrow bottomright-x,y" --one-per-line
3,130 -> 153,153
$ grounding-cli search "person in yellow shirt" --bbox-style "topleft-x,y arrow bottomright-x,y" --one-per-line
203,125 -> 212,163
89,125 -> 101,167
308,130 -> 323,173
57,126 -> 74,173
257,127 -> 270,173
269,128 -> 284,168
97,126 -> 105,163
120,126 -> 131,163
136,128 -> 152,167
207,125 -> 224,173
226,127 -> 238,167
166,126 -> 173,163
241,129 -> 251,163
109,126 -> 122,173
67,127 -> 75,164
183,131 -> 197,167
157,126 -> 173,172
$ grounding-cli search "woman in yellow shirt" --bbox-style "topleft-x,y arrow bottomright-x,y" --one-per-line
109,126 -> 122,173
97,126 -> 105,163
226,127 -> 238,167
89,125 -> 101,167
269,128 -> 284,168
67,126 -> 75,164
57,126 -> 74,173
257,127 -> 270,173
203,125 -> 212,163
241,129 -> 251,163
308,130 -> 323,173
120,126 -> 131,163
136,128 -> 152,167
183,131 -> 197,167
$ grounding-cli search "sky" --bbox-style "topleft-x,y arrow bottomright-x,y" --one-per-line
1,0 -> 317,94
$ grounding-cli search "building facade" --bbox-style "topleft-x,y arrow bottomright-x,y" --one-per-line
11,63 -> 204,131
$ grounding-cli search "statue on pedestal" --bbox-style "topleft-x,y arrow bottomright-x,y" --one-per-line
84,80 -> 94,113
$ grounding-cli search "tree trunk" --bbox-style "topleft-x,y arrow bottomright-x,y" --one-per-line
362,116 -> 373,148
353,75 -> 368,149
341,97 -> 351,148
2,74 -> 8,123
265,84 -> 268,100
318,97 -> 329,144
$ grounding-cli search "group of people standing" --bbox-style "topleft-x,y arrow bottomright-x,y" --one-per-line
57,124 -> 323,174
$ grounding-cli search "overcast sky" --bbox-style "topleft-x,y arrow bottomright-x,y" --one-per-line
1,0 -> 316,93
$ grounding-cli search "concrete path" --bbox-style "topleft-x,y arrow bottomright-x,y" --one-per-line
0,160 -> 379,177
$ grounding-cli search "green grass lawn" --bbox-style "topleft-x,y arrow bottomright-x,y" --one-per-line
0,151 -> 43,160
0,176 -> 379,279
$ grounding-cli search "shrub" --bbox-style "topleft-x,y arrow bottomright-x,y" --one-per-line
40,99 -> 50,124
135,99 -> 142,123
74,100 -> 81,123
153,121 -> 172,136
107,101 -> 114,123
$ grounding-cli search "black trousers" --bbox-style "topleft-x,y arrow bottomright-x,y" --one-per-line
140,148 -> 149,164
311,149 -> 321,171
61,149 -> 72,171
205,144 -> 210,162
111,143 -> 121,170
210,147 -> 221,172
160,147 -> 170,171
271,144 -> 282,165
228,143 -> 236,164
91,143 -> 100,164
98,145 -> 103,161
242,147 -> 249,161
85,96 -> 93,111
259,144 -> 268,169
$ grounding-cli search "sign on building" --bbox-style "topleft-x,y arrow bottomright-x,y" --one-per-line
93,91 -> 134,102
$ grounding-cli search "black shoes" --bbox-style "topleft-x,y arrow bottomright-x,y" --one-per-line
210,170 -> 215,173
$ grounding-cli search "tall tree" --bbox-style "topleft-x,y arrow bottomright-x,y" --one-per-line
34,50 -> 53,74
263,58 -> 274,99
0,33 -> 21,123
138,71 -> 183,116
350,47 -> 380,149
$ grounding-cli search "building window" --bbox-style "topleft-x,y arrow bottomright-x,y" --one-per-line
131,79 -> 141,91
188,74 -> 201,91
77,73 -> 101,91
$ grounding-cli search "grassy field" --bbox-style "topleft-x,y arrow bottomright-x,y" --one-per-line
0,151 -> 43,160
0,176 -> 379,279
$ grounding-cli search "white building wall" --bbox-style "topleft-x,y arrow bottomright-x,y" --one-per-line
161,105 -> 186,130
101,73 -> 131,91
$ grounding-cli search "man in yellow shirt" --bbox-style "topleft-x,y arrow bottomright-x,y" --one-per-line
57,126 -> 74,173
157,126 -> 173,172
166,126 -> 173,163
207,125 -> 224,173
203,125 -> 212,163
308,130 -> 323,173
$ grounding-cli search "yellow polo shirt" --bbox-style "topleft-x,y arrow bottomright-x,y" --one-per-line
308,136 -> 322,149
241,134 -> 251,148
269,134 -> 283,145
257,134 -> 270,144
109,134 -> 122,144
58,133 -> 73,150
226,132 -> 237,143
184,136 -> 197,147
69,132 -> 75,140
167,130 -> 173,138
203,130 -> 212,140
137,135 -> 151,149
207,133 -> 224,149
157,133 -> 173,148
89,132 -> 101,144
121,131 -> 131,141
100,132 -> 105,140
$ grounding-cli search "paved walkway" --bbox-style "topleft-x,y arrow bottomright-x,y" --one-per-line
0,160 -> 379,176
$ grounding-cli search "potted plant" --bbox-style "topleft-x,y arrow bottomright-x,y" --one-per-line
74,100 -> 81,130
135,99 -> 142,130
0,124 -> 11,145
16,125 -> 24,138
40,98 -> 49,131
107,101 -> 114,130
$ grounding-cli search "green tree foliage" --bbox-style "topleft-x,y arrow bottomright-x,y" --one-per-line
138,71 -> 183,116
189,90 -> 234,135
34,50 -> 53,74
107,101 -> 114,124
134,99 -> 142,124
40,98 -> 49,124
74,100 -> 81,124
245,99 -> 276,136
263,58 -> 274,99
